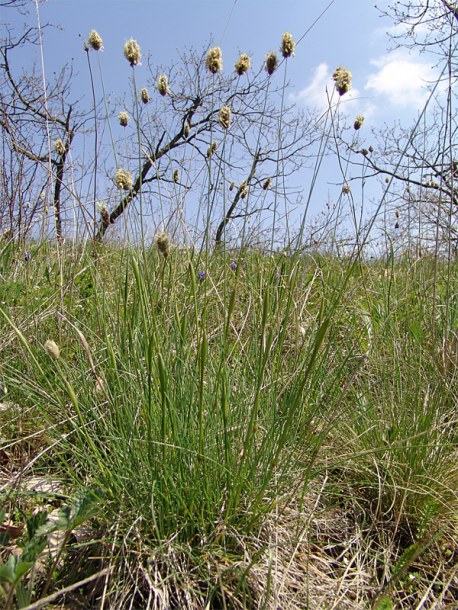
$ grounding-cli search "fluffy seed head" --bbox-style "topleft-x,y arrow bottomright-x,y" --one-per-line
155,231 -> 170,258
183,120 -> 190,138
157,74 -> 169,96
354,115 -> 364,130
281,33 -> 295,58
207,141 -> 218,158
206,46 -> 223,74
88,29 -> 103,51
118,111 -> 129,127
332,66 -> 352,96
219,105 -> 231,129
115,168 -> 133,190
235,53 -> 251,75
54,139 -> 65,155
140,87 -> 149,104
265,51 -> 278,75
44,339 -> 60,360
124,38 -> 141,66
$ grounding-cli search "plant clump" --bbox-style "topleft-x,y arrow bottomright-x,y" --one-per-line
235,53 -> 251,75
219,105 -> 231,129
115,168 -> 133,191
265,51 -> 278,75
88,29 -> 103,51
206,46 -> 223,74
281,32 -> 296,58
332,66 -> 352,96
157,74 -> 169,97
124,38 -> 141,66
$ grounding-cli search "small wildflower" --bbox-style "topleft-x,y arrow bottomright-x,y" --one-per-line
88,29 -> 103,51
219,105 -> 231,129
124,38 -> 141,66
230,260 -> 237,271
281,32 -> 295,58
265,51 -> 278,75
332,66 -> 352,96
183,120 -> 190,137
229,181 -> 235,191
207,141 -> 218,158
118,111 -> 129,127
157,74 -> 169,96
172,169 -> 179,183
24,250 -> 31,262
44,339 -> 60,360
342,183 -> 351,194
263,177 -> 271,190
354,115 -> 364,130
235,53 -> 250,75
155,231 -> 170,258
197,269 -> 206,282
140,87 -> 149,104
115,168 -> 133,191
54,139 -> 65,155
206,46 -> 223,74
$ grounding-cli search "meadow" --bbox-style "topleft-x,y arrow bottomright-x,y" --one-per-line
0,239 -> 457,609
1,7 -> 458,607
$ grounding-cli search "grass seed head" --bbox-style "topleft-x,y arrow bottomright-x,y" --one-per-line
235,53 -> 251,75
115,168 -> 133,191
54,139 -> 65,155
206,46 -> 223,74
118,111 -> 129,127
157,74 -> 169,96
281,32 -> 296,58
155,231 -> 170,258
219,105 -> 231,129
140,87 -> 149,104
332,66 -> 352,96
265,51 -> 278,75
88,29 -> 103,51
44,339 -> 60,360
124,38 -> 141,66
207,141 -> 218,158
354,115 -> 364,130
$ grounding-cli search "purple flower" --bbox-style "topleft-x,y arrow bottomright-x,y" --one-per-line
197,269 -> 206,282
24,251 -> 31,262
230,260 -> 237,272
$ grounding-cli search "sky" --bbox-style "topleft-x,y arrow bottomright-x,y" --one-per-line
3,0 -> 444,246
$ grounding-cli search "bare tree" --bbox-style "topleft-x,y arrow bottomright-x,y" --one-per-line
95,45 -> 319,245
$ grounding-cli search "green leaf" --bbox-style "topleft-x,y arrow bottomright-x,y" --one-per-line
374,596 -> 393,610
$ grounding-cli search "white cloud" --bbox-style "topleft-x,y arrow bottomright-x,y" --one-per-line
365,51 -> 439,108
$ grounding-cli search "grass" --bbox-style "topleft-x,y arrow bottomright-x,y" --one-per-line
0,242 -> 456,609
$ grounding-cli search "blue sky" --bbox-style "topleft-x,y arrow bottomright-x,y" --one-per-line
4,0 -> 443,245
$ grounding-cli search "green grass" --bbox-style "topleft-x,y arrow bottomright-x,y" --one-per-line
0,242 -> 456,609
